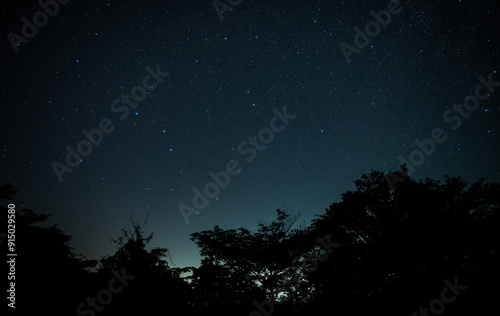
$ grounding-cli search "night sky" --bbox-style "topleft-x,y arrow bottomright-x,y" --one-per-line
1,0 -> 499,269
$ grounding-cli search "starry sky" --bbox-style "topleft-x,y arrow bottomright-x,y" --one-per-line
1,0 -> 499,269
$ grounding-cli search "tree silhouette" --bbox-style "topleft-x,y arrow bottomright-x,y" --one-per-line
2,169 -> 499,316
95,215 -> 191,315
189,209 -> 307,312
99,214 -> 172,276
304,170 -> 500,315
0,184 -> 96,314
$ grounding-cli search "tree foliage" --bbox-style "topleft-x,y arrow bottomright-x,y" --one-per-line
2,170 -> 499,315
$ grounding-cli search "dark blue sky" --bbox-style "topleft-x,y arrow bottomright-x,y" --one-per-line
1,0 -> 499,268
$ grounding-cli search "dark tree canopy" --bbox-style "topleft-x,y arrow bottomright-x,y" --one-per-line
2,170 -> 499,315
1,186 -> 96,314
